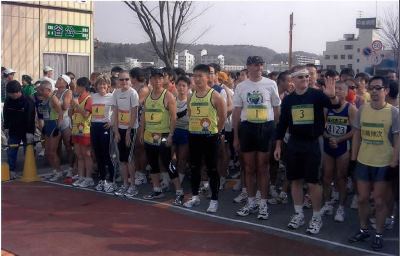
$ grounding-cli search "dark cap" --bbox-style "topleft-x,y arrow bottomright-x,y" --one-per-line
150,68 -> 164,77
6,80 -> 22,93
246,56 -> 265,65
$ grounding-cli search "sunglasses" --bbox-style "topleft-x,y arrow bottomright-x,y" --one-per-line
296,75 -> 309,79
368,86 -> 385,91
119,78 -> 130,82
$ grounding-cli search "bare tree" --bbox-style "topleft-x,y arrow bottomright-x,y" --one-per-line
124,1 -> 208,69
379,4 -> 399,74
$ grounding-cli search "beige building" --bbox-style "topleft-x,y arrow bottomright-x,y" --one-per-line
1,1 -> 94,81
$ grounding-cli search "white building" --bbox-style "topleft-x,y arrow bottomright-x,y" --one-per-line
224,65 -> 245,71
295,54 -> 320,66
200,49 -> 225,68
266,63 -> 289,72
178,50 -> 195,72
321,17 -> 390,74
155,53 -> 179,68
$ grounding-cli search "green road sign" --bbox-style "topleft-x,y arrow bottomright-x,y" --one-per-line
46,23 -> 89,40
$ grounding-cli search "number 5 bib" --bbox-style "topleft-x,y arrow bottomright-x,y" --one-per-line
247,105 -> 268,123
291,104 -> 314,125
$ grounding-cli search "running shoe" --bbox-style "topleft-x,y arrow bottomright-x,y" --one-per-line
334,206 -> 345,222
160,180 -> 170,192
173,194 -> 184,206
288,213 -> 305,229
207,200 -> 218,213
233,191 -> 248,203
320,203 -> 334,216
72,177 -> 84,187
257,204 -> 269,220
63,167 -> 73,178
115,185 -> 128,196
306,216 -> 323,235
79,177 -> 94,188
134,172 -> 147,186
183,197 -> 200,208
124,185 -> 139,198
143,191 -> 165,200
371,234 -> 383,251
278,191 -> 288,204
49,171 -> 63,182
95,180 -> 105,191
348,229 -> 370,243
237,203 -> 258,217
103,181 -> 117,193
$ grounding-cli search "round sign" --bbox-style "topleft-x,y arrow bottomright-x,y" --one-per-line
370,51 -> 384,65
363,47 -> 372,56
371,40 -> 383,51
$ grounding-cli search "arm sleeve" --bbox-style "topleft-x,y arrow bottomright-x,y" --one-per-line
276,98 -> 290,140
391,106 -> 399,134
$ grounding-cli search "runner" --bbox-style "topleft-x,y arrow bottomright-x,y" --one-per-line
183,64 -> 226,213
354,72 -> 370,108
233,56 -> 281,220
140,68 -> 183,204
274,65 -> 340,234
71,77 -> 94,188
320,80 -> 356,222
37,80 -> 64,181
348,76 -> 399,251
90,75 -> 115,192
112,70 -> 139,197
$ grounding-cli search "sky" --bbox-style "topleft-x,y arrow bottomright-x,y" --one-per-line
94,0 -> 398,55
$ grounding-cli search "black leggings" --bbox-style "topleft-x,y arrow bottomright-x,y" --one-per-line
144,140 -> 177,179
189,134 -> 219,200
90,122 -> 114,181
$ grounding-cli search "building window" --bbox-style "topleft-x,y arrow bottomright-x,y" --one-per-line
348,64 -> 353,69
341,55 -> 346,59
327,65 -> 336,70
325,55 -> 330,60
344,45 -> 353,50
357,59 -> 360,63
334,55 -> 338,60
340,65 -> 346,70
348,55 -> 353,60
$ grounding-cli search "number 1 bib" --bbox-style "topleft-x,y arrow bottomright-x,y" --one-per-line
291,104 -> 314,125
247,105 -> 268,123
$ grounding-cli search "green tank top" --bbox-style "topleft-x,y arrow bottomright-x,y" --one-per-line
144,89 -> 170,134
189,89 -> 218,135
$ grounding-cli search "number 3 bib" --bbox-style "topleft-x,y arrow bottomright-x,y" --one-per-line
291,104 -> 314,125
247,105 -> 268,123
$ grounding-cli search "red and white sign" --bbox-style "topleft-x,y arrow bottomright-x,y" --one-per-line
371,40 -> 383,51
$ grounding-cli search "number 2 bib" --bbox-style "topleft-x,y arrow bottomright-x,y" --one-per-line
92,104 -> 105,119
247,105 -> 268,123
118,110 -> 131,126
291,104 -> 314,125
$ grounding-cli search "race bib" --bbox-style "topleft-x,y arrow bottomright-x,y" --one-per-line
118,110 -> 131,126
92,104 -> 105,119
361,122 -> 384,145
247,105 -> 268,123
145,111 -> 162,124
327,116 -> 348,136
192,105 -> 209,117
291,104 -> 314,125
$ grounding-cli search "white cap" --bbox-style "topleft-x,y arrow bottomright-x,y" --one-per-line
59,74 -> 71,85
43,66 -> 54,72
4,68 -> 16,75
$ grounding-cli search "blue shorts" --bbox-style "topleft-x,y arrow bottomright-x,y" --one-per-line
323,138 -> 349,158
173,128 -> 189,145
43,120 -> 57,137
355,162 -> 391,182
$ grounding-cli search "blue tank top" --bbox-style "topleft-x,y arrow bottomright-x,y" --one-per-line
325,102 -> 351,137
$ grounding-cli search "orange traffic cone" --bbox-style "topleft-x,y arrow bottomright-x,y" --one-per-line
1,162 -> 10,181
20,144 -> 40,182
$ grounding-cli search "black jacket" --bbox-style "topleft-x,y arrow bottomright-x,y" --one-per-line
3,94 -> 36,137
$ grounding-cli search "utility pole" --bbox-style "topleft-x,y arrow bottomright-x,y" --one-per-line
289,12 -> 293,69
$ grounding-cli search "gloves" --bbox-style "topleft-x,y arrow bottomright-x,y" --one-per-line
26,133 -> 34,144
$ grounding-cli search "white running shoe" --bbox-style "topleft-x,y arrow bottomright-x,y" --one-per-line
183,197 -> 200,208
207,200 -> 218,213
233,191 -> 248,203
115,185 -> 128,196
306,216 -> 323,235
237,203 -> 258,217
72,177 -> 84,187
288,213 -> 305,229
95,180 -> 105,191
63,167 -> 73,178
334,206 -> 345,222
320,203 -> 334,216
124,185 -> 139,198
45,169 -> 58,179
257,204 -> 269,220
49,171 -> 63,182
103,181 -> 117,193
278,191 -> 288,204
79,177 -> 94,188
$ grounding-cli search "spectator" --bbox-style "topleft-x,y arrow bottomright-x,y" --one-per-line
42,66 -> 56,90
21,75 -> 36,98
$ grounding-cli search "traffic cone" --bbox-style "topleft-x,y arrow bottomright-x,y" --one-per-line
20,144 -> 40,182
1,162 -> 10,181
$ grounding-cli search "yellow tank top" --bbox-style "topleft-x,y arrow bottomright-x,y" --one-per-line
189,89 -> 218,135
358,103 -> 394,167
72,95 -> 91,137
144,89 -> 170,144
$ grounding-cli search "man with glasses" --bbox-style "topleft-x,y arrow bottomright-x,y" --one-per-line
274,65 -> 339,234
233,56 -> 281,220
348,76 -> 399,251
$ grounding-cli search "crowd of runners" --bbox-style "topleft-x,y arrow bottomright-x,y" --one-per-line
1,58 -> 399,251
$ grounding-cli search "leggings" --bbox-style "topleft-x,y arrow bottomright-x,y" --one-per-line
90,122 -> 114,181
144,139 -> 177,179
189,134 -> 219,200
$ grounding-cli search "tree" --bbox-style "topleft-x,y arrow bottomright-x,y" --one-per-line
124,1 -> 203,69
379,4 -> 399,74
